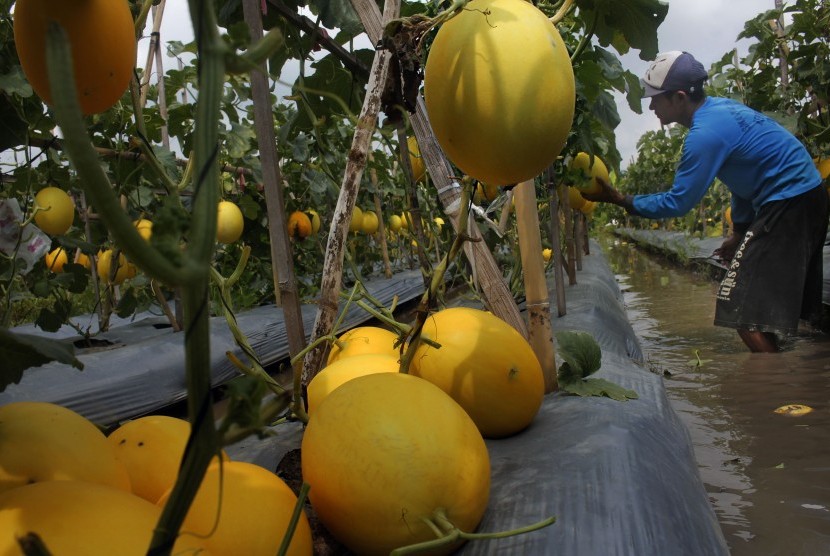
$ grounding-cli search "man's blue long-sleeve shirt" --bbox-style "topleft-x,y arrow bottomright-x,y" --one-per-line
632,97 -> 822,224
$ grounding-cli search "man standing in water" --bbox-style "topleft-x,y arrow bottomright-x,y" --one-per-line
582,51 -> 828,353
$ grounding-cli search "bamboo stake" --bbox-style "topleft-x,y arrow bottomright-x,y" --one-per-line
415,108 -> 528,335
497,189 -> 514,235
514,180 -> 557,392
369,162 -> 393,278
153,2 -> 171,149
772,0 -> 789,87
547,170 -> 566,317
241,0 -> 308,400
301,0 -> 400,387
139,0 -> 167,109
559,183 -> 577,285
78,191 -> 107,329
396,126 -> 432,285
582,212 -> 590,255
574,209 -> 584,271
349,0 -> 527,337
143,1 -> 180,329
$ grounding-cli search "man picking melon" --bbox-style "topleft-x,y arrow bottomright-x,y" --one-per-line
582,51 -> 828,353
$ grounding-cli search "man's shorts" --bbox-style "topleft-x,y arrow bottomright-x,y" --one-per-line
714,185 -> 829,336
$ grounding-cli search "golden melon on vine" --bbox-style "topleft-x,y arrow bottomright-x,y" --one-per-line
216,200 -> 244,244
44,247 -> 68,273
424,0 -> 575,186
349,206 -> 364,233
407,135 -> 426,182
570,152 -> 610,195
558,185 -> 586,211
287,210 -> 313,240
327,325 -> 400,364
410,307 -> 545,438
361,210 -> 380,234
33,186 -> 74,236
13,0 -> 136,115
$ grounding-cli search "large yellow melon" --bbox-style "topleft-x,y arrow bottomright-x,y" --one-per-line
0,401 -> 131,495
410,307 -> 545,438
157,460 -> 313,556
0,480 -> 209,555
107,415 -> 228,504
424,0 -> 575,185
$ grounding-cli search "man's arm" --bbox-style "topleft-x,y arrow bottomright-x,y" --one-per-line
580,179 -> 640,215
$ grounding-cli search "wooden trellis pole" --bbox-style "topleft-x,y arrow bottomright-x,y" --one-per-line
139,0 -> 167,110
241,0 -> 307,370
557,183 -> 577,285
514,180 -> 557,392
574,209 -> 584,271
152,3 -> 171,149
368,159 -> 393,278
547,169 -> 567,317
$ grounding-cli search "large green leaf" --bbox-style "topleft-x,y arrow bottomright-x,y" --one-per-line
0,93 -> 28,152
0,329 -> 83,392
555,331 -> 638,401
308,0 -> 363,38
576,0 -> 668,60
556,330 -> 602,379
291,51 -> 370,130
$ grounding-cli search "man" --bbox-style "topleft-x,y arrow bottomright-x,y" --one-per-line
583,51 -> 828,352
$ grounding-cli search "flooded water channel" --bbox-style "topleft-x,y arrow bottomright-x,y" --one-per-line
600,235 -> 830,555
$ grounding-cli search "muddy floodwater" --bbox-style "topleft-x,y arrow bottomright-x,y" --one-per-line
601,236 -> 830,555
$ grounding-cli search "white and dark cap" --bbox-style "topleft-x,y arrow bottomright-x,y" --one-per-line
640,51 -> 708,98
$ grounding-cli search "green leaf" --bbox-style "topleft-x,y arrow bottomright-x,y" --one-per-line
561,377 -> 639,401
51,265 -> 88,294
226,122 -> 257,159
0,92 -> 29,152
309,0 -> 363,37
0,328 -> 83,392
217,375 -> 269,434
115,288 -> 138,319
0,68 -> 33,97
291,132 -> 311,163
291,52 -> 369,130
576,0 -> 668,60
237,194 -> 261,221
555,330 -> 602,380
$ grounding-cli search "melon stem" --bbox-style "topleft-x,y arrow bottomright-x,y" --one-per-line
390,508 -> 557,555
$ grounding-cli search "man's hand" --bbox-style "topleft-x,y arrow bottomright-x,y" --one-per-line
712,234 -> 742,263
580,177 -> 622,204
581,177 -> 637,214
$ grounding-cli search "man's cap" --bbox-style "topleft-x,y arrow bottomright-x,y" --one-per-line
640,51 -> 708,97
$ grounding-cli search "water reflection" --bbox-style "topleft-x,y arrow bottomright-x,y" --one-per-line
601,236 -> 830,555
